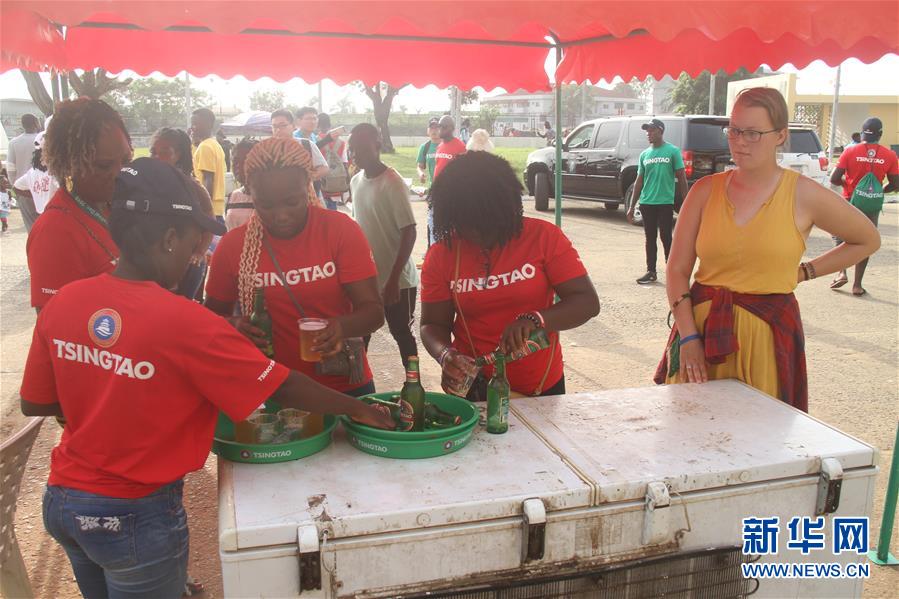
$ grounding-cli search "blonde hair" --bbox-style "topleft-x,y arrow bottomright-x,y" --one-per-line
734,87 -> 789,131
466,129 -> 494,152
237,137 -> 322,314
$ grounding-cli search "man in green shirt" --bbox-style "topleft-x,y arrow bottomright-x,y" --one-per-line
627,119 -> 688,284
417,118 -> 441,246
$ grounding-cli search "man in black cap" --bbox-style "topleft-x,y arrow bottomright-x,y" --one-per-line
829,117 -> 898,295
628,118 -> 688,284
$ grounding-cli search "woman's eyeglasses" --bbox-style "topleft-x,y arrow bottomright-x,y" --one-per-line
723,126 -> 780,143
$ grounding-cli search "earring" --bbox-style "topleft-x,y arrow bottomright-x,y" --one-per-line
167,248 -> 173,253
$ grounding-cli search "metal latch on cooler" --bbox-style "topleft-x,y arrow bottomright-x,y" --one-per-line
816,458 -> 843,515
298,524 -> 322,592
522,498 -> 547,562
642,481 -> 671,545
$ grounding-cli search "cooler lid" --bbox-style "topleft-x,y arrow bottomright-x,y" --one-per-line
511,380 -> 876,506
221,411 -> 592,550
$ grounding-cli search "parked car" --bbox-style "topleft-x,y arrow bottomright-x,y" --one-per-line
525,117 -> 834,225
524,115 -> 731,225
780,124 -> 829,187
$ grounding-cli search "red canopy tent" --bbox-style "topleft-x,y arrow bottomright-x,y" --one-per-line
2,0 -> 896,221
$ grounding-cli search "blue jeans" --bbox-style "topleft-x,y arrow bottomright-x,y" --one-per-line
43,481 -> 189,599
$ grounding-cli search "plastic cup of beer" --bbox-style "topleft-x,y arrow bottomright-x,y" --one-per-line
250,413 -> 280,444
278,408 -> 309,438
299,318 -> 328,362
234,408 -> 263,444
445,354 -> 480,398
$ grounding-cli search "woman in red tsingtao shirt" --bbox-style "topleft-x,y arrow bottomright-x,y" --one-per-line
21,158 -> 391,599
421,152 -> 600,397
27,98 -> 132,311
205,137 -> 384,397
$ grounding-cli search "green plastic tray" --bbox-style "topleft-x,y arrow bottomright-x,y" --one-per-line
212,405 -> 337,464
341,392 -> 479,459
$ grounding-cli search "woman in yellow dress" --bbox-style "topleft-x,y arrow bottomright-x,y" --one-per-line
656,88 -> 880,411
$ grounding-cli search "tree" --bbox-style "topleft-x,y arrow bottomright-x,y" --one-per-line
250,89 -> 285,112
667,68 -> 760,115
474,105 -> 500,134
612,81 -> 638,98
333,94 -> 356,114
109,77 -> 210,132
20,68 -> 132,115
358,82 -> 407,153
450,88 -> 479,107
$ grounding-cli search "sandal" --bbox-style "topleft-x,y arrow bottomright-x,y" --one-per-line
830,276 -> 848,289
183,575 -> 205,596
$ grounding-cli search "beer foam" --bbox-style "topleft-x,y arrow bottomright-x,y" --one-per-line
299,321 -> 328,331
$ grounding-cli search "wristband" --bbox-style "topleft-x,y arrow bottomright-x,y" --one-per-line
679,333 -> 702,346
438,347 -> 453,366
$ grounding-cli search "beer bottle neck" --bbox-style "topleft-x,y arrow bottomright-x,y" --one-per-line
493,355 -> 507,376
253,288 -> 265,313
405,357 -> 420,382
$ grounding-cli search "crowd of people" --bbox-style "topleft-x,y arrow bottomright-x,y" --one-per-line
6,87 -> 891,597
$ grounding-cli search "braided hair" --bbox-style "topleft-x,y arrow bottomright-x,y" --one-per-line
150,128 -> 194,176
44,97 -> 131,186
237,137 -> 322,314
429,151 -> 524,249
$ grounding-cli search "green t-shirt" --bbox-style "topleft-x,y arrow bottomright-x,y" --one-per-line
637,142 -> 685,205
417,140 -> 439,183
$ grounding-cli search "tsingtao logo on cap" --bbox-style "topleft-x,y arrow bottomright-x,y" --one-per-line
88,309 -> 122,348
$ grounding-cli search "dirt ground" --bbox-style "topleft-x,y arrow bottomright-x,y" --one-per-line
2,195 -> 896,599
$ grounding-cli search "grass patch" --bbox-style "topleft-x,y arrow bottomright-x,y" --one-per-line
382,147 -> 533,185
132,145 -> 535,184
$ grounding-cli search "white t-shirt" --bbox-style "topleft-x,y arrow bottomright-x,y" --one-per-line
7,132 -> 38,182
350,167 -> 418,290
0,191 -> 10,213
14,168 -> 59,214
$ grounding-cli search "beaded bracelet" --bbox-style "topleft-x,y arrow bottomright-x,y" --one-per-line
516,311 -> 544,329
671,292 -> 692,311
800,261 -> 817,281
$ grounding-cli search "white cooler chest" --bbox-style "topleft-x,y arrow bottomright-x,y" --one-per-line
218,380 -> 877,598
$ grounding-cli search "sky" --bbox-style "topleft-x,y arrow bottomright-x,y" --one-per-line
1,55 -> 896,115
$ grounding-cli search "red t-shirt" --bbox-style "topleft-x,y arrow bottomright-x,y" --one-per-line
836,143 -> 899,199
206,207 -> 378,391
20,274 -> 289,498
433,137 -> 467,180
26,189 -> 119,309
421,217 -> 588,394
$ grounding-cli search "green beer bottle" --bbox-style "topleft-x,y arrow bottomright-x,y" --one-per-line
250,288 -> 274,358
477,328 -> 551,366
401,356 -> 426,432
486,354 -> 510,434
361,396 -> 413,431
424,403 -> 462,427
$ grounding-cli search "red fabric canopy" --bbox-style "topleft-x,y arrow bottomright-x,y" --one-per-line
2,1 -> 897,90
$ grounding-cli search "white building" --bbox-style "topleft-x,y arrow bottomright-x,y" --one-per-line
482,89 -> 647,134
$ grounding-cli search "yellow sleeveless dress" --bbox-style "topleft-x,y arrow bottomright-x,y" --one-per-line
666,169 -> 806,398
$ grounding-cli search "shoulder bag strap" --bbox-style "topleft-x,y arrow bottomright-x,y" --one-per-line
452,244 -> 479,358
261,235 -> 306,318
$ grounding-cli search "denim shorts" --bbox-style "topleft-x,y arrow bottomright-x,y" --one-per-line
42,480 -> 189,599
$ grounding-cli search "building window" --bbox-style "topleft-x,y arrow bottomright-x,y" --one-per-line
627,103 -> 635,110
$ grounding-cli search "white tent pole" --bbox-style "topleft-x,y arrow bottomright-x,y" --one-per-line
827,63 -> 842,168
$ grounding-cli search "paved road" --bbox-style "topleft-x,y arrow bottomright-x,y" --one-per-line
2,196 -> 896,597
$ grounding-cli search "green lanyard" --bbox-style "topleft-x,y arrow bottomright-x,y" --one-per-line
71,192 -> 108,228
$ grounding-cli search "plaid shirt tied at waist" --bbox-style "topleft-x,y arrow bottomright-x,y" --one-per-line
654,282 -> 808,412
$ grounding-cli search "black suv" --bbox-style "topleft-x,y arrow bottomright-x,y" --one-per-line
524,115 -> 732,223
